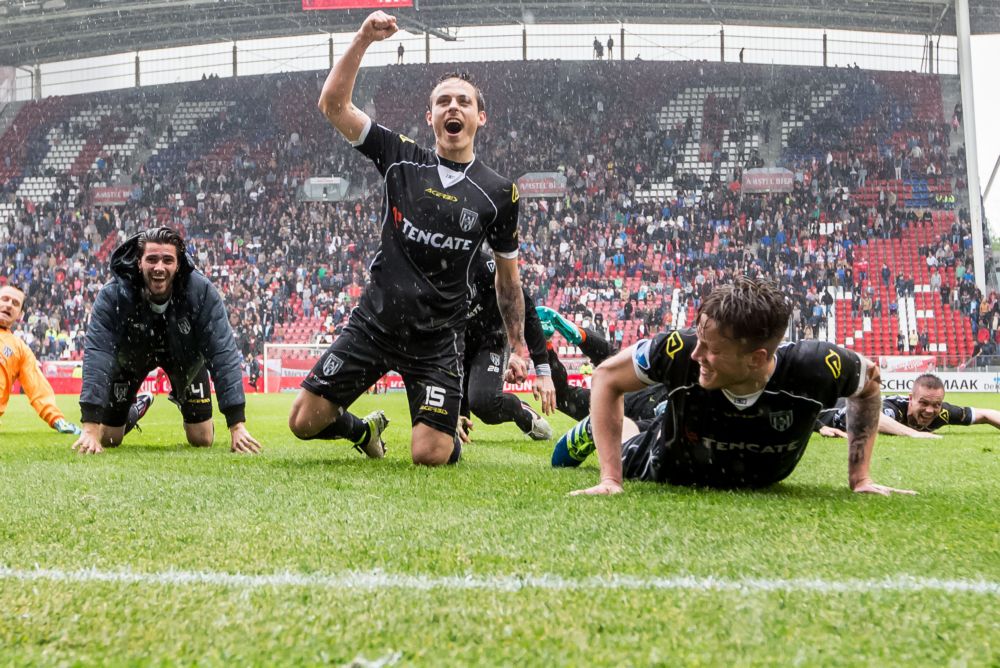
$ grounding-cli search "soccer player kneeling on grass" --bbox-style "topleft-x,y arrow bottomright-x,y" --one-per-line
554,277 -> 915,497
295,10 -> 528,466
73,227 -> 260,455
0,285 -> 81,436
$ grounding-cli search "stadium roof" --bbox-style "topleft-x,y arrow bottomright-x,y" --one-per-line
2,0 -> 999,67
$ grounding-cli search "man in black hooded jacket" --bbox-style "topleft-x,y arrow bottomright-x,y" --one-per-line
73,227 -> 260,455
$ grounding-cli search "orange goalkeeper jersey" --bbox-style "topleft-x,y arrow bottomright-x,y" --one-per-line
0,328 -> 65,427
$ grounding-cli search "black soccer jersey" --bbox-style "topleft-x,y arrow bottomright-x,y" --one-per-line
630,331 -> 866,488
353,122 -> 520,338
816,395 -> 974,432
465,251 -> 547,368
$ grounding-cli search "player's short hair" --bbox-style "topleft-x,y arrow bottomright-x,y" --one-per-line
913,373 -> 944,391
137,226 -> 185,258
430,71 -> 485,113
698,276 -> 791,353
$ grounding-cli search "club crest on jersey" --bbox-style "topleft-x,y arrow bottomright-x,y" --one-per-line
769,410 -> 793,432
824,350 -> 842,379
322,354 -> 343,376
178,318 -> 191,335
490,353 -> 501,368
459,208 -> 479,232
2,345 -> 11,358
665,331 -> 684,359
113,382 -> 129,403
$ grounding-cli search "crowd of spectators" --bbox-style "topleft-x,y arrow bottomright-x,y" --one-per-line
0,60 -> 993,369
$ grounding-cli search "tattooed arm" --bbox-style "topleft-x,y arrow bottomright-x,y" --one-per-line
494,255 -> 528,382
845,360 -> 917,495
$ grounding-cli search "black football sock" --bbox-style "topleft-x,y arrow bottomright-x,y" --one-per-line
309,412 -> 369,444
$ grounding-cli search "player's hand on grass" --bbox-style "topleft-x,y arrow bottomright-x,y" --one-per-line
533,375 -> 556,415
851,477 -> 916,496
818,425 -> 847,438
457,416 -> 474,444
229,423 -> 261,454
72,424 -> 104,455
53,418 -> 82,435
570,479 -> 624,496
910,431 -> 942,440
360,11 -> 398,42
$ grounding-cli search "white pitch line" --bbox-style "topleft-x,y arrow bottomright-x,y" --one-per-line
0,567 -> 998,595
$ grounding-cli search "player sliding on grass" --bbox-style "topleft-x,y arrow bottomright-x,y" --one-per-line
0,285 -> 81,436
295,10 -> 527,466
74,227 -> 260,455
458,249 -> 555,443
553,277 -> 915,497
815,372 -> 1000,439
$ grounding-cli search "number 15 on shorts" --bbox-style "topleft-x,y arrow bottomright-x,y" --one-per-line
424,386 -> 446,408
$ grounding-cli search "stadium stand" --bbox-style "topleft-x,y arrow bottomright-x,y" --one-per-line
0,60 -> 994,368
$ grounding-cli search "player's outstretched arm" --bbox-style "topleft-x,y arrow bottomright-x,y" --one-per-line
877,413 -> 941,439
229,422 -> 261,454
317,11 -> 396,142
846,362 -> 916,495
972,407 -> 1000,430
570,346 -> 646,496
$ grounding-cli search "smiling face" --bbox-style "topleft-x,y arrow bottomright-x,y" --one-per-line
0,286 -> 25,330
426,77 -> 485,163
907,383 -> 945,428
139,242 -> 179,303
690,314 -> 762,393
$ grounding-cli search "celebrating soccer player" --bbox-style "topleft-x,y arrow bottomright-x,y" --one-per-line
73,227 -> 260,455
291,11 -> 527,466
0,285 -> 81,436
815,372 -> 1000,438
554,277 -> 914,497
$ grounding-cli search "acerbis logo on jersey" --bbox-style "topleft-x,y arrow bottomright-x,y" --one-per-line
824,350 -> 842,378
178,318 -> 191,335
665,331 -> 684,359
424,187 -> 458,202
113,382 -> 129,402
2,346 -> 11,358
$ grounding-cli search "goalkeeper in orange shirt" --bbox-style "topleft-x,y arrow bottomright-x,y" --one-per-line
0,285 -> 80,435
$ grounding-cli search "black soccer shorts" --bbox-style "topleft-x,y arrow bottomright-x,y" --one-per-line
302,317 -> 465,436
102,364 -> 212,426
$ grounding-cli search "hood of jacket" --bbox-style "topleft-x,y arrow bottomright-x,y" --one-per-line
109,232 -> 198,292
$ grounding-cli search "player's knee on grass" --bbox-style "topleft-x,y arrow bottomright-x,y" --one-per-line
410,422 -> 457,466
100,425 -> 125,448
288,391 -> 342,439
185,421 -> 214,448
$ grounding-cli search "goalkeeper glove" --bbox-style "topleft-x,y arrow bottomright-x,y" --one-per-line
53,418 -> 82,435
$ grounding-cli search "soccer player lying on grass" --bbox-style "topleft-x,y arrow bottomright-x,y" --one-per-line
814,372 -> 1000,439
553,277 -> 915,497
536,305 -> 668,422
0,285 -> 81,436
298,10 -> 527,466
73,227 -> 260,455
457,249 -> 555,443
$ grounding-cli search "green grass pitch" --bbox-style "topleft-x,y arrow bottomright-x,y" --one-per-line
1,391 -> 998,666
